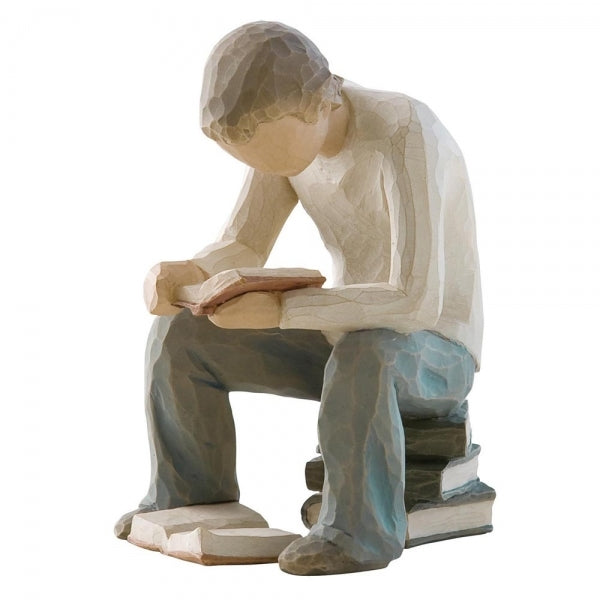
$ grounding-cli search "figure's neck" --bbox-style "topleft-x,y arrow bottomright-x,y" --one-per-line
320,96 -> 350,158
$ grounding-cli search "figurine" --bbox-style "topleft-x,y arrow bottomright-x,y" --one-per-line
115,21 -> 493,575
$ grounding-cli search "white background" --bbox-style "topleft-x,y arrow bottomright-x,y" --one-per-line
2,1 -> 599,598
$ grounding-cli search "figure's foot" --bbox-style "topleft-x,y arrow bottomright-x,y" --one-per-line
114,507 -> 153,540
278,534 -> 389,576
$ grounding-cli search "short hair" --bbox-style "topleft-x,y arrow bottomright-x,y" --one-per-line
200,21 -> 343,145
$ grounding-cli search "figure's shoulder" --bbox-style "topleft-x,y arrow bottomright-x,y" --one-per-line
344,82 -> 463,160
342,81 -> 440,139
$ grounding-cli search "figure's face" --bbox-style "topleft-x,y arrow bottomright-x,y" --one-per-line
216,109 -> 331,176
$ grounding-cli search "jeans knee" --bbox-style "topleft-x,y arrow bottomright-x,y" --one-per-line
329,329 -> 474,415
145,310 -> 211,375
333,329 -> 407,363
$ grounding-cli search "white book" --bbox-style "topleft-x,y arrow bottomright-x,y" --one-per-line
405,481 -> 495,547
301,481 -> 495,548
405,444 -> 481,501
442,449 -> 480,492
306,444 -> 481,499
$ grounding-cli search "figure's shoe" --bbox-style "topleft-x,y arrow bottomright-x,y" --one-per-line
114,507 -> 153,540
278,534 -> 389,576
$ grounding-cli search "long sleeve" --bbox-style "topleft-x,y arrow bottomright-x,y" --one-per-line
192,168 -> 299,276
280,99 -> 446,334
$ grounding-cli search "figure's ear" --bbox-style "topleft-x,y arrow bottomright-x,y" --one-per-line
329,74 -> 345,110
317,99 -> 333,118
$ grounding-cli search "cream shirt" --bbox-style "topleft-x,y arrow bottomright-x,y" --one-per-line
193,83 -> 483,368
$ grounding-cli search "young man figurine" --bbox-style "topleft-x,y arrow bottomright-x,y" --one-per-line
115,21 -> 485,575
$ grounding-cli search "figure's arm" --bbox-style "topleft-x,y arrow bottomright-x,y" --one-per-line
191,168 -> 299,275
145,168 -> 298,315
279,101 -> 446,334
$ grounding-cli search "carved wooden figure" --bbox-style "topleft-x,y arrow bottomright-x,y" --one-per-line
115,21 -> 494,576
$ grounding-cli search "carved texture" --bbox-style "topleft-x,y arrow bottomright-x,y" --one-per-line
280,84 -> 483,368
281,328 -> 476,574
300,482 -> 495,550
404,444 -> 481,502
279,536 -> 388,576
116,313 -> 475,562
403,402 -> 472,458
119,22 -> 491,576
201,21 -> 341,144
115,309 -> 332,539
305,408 -> 475,496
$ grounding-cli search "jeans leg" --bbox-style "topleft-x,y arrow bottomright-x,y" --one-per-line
313,328 -> 475,563
392,330 -> 475,418
314,329 -> 406,563
139,309 -> 332,510
140,314 -> 239,509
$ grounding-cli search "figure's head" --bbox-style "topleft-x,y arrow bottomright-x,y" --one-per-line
200,21 -> 344,175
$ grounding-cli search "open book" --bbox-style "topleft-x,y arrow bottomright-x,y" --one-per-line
172,267 -> 326,315
127,502 -> 301,565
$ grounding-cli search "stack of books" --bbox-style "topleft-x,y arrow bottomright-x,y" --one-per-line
302,402 -> 495,548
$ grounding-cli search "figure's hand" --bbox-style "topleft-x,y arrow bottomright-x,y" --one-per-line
208,291 -> 281,329
144,260 -> 207,315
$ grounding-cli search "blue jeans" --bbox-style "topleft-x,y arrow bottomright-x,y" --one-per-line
139,310 -> 475,563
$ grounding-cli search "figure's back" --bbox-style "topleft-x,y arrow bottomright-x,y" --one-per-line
291,82 -> 483,366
